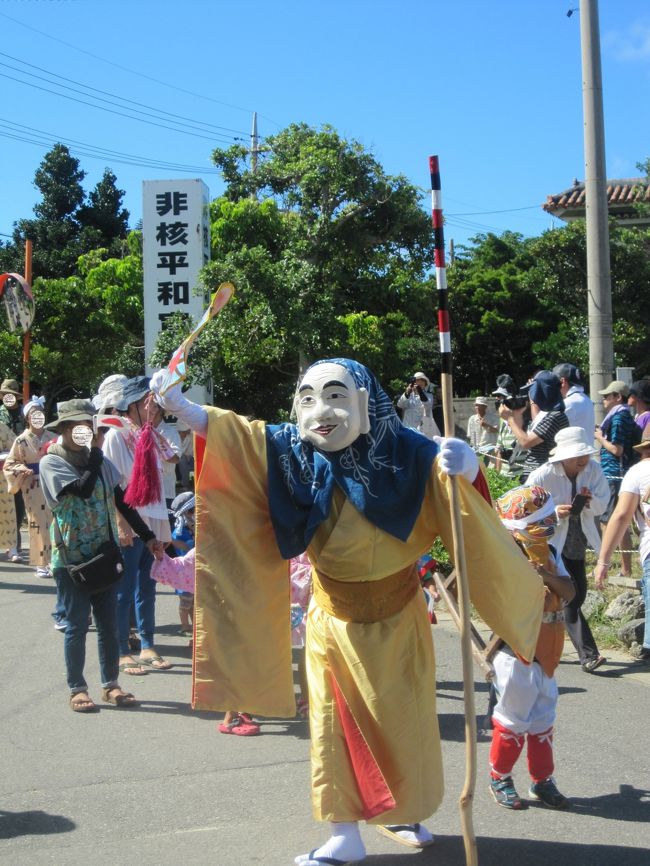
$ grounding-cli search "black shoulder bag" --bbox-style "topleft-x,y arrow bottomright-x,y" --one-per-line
53,472 -> 125,593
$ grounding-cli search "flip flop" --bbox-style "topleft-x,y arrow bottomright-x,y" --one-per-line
294,851 -> 360,865
69,692 -> 98,713
119,660 -> 149,676
376,823 -> 434,848
102,687 -> 138,707
138,654 -> 173,670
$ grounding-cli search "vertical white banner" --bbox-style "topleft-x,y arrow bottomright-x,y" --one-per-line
142,179 -> 211,404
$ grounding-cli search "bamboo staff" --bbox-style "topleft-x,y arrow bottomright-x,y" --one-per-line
429,155 -> 478,866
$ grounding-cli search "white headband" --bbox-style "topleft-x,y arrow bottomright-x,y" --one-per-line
23,395 -> 45,418
500,494 -> 556,531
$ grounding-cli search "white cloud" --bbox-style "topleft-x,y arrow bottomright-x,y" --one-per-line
603,22 -> 650,62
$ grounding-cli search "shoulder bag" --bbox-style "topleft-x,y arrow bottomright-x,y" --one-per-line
53,472 -> 125,593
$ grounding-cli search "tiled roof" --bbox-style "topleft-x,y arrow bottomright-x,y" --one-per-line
543,178 -> 650,216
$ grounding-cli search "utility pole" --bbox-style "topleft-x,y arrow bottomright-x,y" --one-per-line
579,0 -> 614,421
250,111 -> 259,174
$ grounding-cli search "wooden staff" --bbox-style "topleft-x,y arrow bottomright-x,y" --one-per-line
429,155 -> 478,866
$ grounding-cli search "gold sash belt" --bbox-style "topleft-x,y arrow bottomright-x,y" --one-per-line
312,563 -> 420,623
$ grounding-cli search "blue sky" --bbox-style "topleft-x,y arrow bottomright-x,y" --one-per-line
1,0 -> 649,253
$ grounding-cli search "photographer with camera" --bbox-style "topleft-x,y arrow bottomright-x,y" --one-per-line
492,375 -> 527,478
397,371 -> 440,440
498,371 -> 569,483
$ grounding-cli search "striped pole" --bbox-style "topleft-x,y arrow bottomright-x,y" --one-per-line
429,156 -> 452,377
429,155 -> 478,866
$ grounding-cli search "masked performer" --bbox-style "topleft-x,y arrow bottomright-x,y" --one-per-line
489,485 -> 575,811
151,359 -> 543,866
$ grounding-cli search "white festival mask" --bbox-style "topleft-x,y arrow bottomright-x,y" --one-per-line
2,393 -> 16,408
295,363 -> 369,452
29,410 -> 45,430
71,424 -> 93,447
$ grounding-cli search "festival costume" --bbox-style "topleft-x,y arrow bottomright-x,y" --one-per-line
189,360 -> 544,826
490,486 -> 570,789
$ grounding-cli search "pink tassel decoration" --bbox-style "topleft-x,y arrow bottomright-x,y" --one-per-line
124,422 -> 162,507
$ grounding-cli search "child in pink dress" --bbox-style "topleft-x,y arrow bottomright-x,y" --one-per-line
151,507 -> 260,736
290,553 -> 312,718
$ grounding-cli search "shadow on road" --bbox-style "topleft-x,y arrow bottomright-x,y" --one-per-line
366,832 -> 650,865
0,809 -> 75,839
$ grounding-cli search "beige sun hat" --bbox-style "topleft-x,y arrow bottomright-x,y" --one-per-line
633,425 -> 650,452
548,426 -> 597,463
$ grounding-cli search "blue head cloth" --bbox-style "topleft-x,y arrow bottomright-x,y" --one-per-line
265,358 -> 439,558
526,371 -> 565,412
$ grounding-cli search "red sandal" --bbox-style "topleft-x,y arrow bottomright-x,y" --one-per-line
218,712 -> 260,736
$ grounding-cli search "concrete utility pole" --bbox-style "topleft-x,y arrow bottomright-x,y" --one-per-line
250,111 -> 259,174
579,0 -> 614,419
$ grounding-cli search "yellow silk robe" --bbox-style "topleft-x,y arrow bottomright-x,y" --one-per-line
192,407 -> 544,823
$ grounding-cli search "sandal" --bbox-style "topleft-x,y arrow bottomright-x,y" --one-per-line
70,692 -> 98,713
582,655 -> 606,673
102,687 -> 138,707
218,713 -> 260,736
296,697 -> 309,718
119,657 -> 149,676
138,654 -> 173,670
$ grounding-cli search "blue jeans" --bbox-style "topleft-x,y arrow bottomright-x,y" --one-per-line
117,539 -> 156,654
54,567 -> 120,692
642,557 -> 650,650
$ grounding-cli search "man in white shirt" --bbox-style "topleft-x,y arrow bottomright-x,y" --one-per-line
553,363 -> 595,439
466,397 -> 498,463
103,375 -> 173,675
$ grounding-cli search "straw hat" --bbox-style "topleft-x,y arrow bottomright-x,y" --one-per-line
548,427 -> 597,463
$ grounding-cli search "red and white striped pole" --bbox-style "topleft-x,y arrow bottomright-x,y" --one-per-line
429,156 -> 452,382
429,155 -> 478,866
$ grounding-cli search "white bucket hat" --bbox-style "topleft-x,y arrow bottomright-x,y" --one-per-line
93,374 -> 128,411
474,397 -> 488,406
548,426 -> 597,463
412,371 -> 430,386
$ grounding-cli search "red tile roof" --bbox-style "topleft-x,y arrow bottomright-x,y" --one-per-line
544,178 -> 650,218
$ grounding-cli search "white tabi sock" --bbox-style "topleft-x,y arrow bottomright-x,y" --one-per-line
295,821 -> 366,864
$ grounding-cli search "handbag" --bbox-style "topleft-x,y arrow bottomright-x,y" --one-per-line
53,472 -> 125,593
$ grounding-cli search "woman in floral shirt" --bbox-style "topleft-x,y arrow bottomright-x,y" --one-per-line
40,400 -> 164,713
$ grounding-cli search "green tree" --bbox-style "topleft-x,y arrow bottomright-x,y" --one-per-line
0,146 -> 129,280
0,232 -> 145,410
152,124 -> 439,420
78,168 -> 130,255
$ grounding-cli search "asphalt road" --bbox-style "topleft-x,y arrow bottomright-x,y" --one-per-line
1,556 -> 649,866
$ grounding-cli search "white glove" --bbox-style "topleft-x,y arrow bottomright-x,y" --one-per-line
434,436 -> 479,482
149,370 -> 208,436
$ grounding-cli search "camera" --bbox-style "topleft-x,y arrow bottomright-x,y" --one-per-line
493,373 -> 528,412
496,394 -> 528,412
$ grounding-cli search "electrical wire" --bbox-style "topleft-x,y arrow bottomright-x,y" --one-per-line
0,70 -> 239,144
0,51 -> 250,138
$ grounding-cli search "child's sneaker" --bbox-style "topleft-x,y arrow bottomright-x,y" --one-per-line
528,777 -> 569,809
489,776 -> 524,809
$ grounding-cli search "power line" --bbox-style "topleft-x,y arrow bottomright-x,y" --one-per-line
0,9 -> 268,119
0,51 -> 250,139
0,124 -> 221,174
0,70 -> 238,144
447,205 -> 540,216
